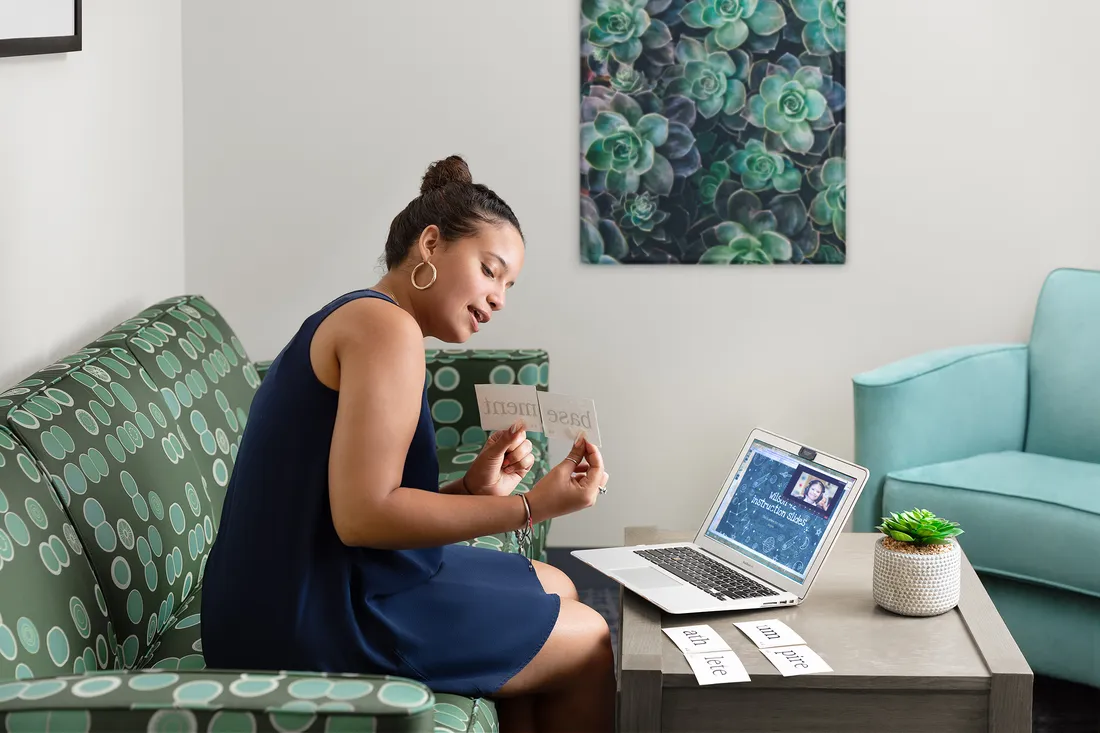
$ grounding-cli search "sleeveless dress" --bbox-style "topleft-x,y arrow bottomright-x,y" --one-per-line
200,289 -> 561,697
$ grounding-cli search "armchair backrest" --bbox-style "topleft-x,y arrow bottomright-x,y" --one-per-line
1026,268 -> 1100,464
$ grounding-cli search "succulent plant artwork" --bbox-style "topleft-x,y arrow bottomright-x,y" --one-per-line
581,0 -> 846,264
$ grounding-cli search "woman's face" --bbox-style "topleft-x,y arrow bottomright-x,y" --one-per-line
413,222 -> 525,342
806,483 -> 823,502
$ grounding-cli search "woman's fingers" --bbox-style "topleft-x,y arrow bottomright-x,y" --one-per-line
502,439 -> 533,468
505,451 -> 536,475
582,440 -> 604,490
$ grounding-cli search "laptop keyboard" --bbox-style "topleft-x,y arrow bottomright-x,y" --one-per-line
634,546 -> 780,602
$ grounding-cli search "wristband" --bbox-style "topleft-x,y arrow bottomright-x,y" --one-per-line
514,493 -> 533,555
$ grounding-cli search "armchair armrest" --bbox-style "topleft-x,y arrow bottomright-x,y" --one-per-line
0,670 -> 434,732
254,359 -> 273,381
851,344 -> 1028,531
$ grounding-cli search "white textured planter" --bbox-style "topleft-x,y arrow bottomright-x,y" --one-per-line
872,537 -> 961,617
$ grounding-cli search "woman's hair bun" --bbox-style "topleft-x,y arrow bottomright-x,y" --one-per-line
420,155 -> 473,195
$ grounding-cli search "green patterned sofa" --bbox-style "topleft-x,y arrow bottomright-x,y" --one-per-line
0,295 -> 552,732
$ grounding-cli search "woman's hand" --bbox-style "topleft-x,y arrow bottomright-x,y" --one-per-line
461,422 -> 536,497
525,434 -> 608,523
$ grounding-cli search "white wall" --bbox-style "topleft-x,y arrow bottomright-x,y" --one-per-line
0,1 -> 185,387
183,0 -> 1100,547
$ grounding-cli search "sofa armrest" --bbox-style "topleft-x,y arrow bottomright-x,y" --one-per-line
254,359 -> 273,381
0,670 -> 434,732
851,344 -> 1028,531
425,349 -> 549,446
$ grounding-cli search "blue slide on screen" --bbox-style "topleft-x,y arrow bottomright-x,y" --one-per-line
705,440 -> 854,583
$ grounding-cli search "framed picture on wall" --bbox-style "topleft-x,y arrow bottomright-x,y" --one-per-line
580,0 -> 846,265
0,0 -> 81,58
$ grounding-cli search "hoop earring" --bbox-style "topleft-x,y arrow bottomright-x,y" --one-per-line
411,261 -> 437,290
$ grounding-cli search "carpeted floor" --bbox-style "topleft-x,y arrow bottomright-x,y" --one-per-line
550,550 -> 1098,733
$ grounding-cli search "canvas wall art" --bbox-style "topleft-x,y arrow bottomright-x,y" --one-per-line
580,0 -> 846,264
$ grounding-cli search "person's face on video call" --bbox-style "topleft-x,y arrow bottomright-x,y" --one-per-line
806,482 -> 823,503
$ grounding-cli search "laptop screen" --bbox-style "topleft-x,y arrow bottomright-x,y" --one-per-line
704,439 -> 856,583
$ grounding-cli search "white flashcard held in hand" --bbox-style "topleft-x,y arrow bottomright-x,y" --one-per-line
759,645 -> 833,676
474,385 -> 543,432
662,625 -> 731,655
535,392 -> 601,446
732,618 -> 806,649
686,650 -> 751,685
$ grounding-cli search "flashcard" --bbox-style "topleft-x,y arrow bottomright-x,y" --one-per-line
686,650 -> 751,685
474,385 -> 543,432
759,645 -> 832,676
662,625 -> 731,655
732,618 -> 806,649
536,392 -> 602,446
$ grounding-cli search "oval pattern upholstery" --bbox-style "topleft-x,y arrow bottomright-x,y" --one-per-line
0,670 -> 436,731
88,296 -> 262,525
5,354 -> 218,669
0,428 -> 114,680
0,351 -> 101,418
0,298 -> 539,733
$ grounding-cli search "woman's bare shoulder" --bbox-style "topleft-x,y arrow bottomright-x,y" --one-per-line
312,296 -> 423,389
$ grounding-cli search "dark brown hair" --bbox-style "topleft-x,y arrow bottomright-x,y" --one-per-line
383,155 -> 523,269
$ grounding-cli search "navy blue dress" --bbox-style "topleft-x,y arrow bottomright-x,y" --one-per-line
201,289 -> 561,696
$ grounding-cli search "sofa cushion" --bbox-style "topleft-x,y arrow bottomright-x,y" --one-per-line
883,451 -> 1100,597
433,693 -> 498,732
1026,268 -> 1100,464
0,427 -> 117,679
140,586 -> 204,671
5,355 -> 220,668
0,669 -> 436,731
89,296 -> 262,524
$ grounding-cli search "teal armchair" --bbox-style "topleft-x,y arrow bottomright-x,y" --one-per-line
852,268 -> 1100,688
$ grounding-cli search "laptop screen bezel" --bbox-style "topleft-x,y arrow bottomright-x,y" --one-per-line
692,427 -> 868,599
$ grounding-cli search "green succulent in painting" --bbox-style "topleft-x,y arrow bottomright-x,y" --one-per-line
616,191 -> 670,236
611,65 -> 652,94
695,160 -> 733,205
699,190 -> 795,263
664,37 -> 748,119
792,0 -> 846,55
745,65 -> 829,153
582,0 -> 652,64
730,139 -> 802,193
680,0 -> 787,51
809,156 -> 845,242
582,95 -> 673,195
581,193 -> 628,263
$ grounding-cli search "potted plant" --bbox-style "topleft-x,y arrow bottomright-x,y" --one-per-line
872,508 -> 965,617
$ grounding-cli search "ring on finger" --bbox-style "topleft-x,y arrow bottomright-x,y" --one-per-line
565,457 -> 579,464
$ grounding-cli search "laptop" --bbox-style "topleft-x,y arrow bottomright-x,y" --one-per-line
572,428 -> 869,614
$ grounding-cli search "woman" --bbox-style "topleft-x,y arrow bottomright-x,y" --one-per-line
803,480 -> 825,506
201,156 -> 614,732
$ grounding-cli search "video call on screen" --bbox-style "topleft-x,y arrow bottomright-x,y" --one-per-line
707,441 -> 852,582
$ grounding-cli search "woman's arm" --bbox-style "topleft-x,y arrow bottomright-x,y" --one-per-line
438,478 -> 470,495
325,300 -> 527,549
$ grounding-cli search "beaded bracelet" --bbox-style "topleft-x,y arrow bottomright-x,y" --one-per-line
515,493 -> 533,556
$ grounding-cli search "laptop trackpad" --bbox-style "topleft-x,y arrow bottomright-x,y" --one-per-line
613,567 -> 684,589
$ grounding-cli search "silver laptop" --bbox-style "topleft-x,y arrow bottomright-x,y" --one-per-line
572,428 -> 869,614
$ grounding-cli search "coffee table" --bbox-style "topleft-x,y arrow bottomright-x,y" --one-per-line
617,527 -> 1032,732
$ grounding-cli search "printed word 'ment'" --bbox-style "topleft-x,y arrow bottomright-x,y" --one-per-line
481,399 -> 539,418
